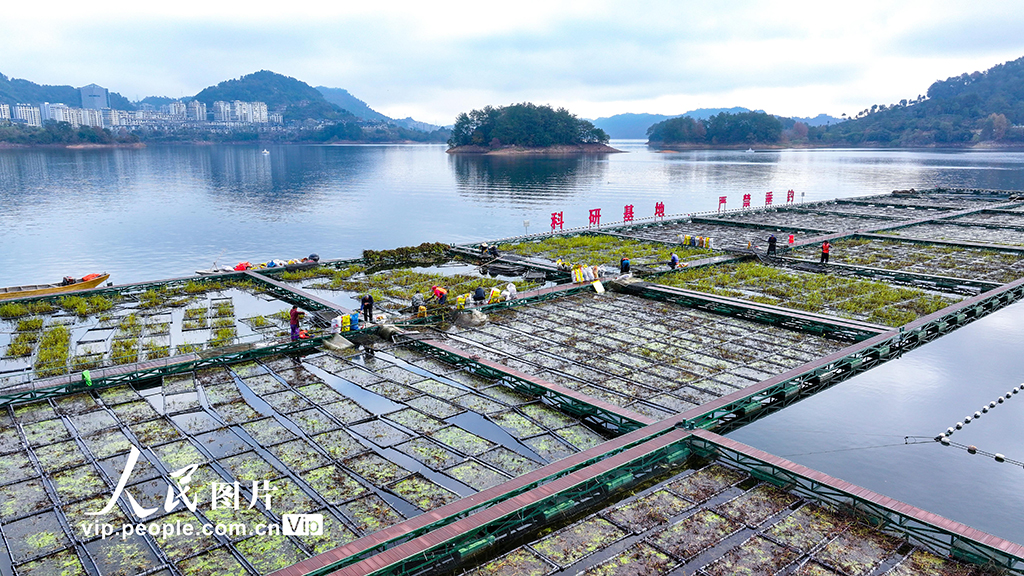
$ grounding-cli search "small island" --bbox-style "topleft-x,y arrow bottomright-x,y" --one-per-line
446,103 -> 621,154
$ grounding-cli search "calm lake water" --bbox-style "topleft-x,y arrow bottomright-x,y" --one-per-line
3,141 -> 1024,285
2,141 -> 1024,543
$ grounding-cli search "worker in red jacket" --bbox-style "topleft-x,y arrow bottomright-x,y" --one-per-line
820,240 -> 831,264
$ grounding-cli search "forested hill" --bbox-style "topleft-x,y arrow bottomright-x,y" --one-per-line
193,71 -> 355,123
447,103 -> 609,149
647,111 -> 782,146
806,55 -> 1024,146
0,73 -> 133,109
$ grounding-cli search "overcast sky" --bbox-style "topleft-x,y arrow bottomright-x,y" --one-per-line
4,1 -> 1024,125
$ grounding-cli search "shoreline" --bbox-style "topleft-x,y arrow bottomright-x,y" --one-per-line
446,143 -> 624,155
0,142 -> 146,150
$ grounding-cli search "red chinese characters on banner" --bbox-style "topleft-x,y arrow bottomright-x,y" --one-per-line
589,208 -> 601,227
786,189 -> 795,203
742,193 -> 751,208
623,204 -> 634,222
655,202 -> 665,218
550,212 -> 564,230
718,196 -> 727,211
766,190 -> 773,205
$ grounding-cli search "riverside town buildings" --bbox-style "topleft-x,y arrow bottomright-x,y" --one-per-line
1,83 -> 277,131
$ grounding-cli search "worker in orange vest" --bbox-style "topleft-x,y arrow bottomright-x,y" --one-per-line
430,285 -> 449,305
820,240 -> 831,265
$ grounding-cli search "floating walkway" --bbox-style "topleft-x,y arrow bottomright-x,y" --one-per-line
0,188 -> 1023,575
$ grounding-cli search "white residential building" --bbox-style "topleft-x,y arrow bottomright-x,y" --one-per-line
14,104 -> 42,127
187,100 -> 207,122
212,101 -> 232,122
81,108 -> 103,128
0,104 -> 10,121
166,101 -> 187,118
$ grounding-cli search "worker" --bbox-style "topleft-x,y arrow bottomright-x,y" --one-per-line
473,286 -> 487,305
360,293 -> 374,323
820,240 -> 831,264
431,285 -> 448,305
620,256 -> 630,274
289,305 -> 304,341
411,291 -> 425,309
506,283 -> 517,299
669,253 -> 679,269
488,244 -> 500,258
480,243 -> 490,257
767,234 -> 777,257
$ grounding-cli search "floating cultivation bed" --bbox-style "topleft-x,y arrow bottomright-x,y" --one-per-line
788,237 -> 1024,284
950,210 -> 1024,227
461,460 -> 985,576
285,262 -> 544,314
885,222 -> 1024,246
496,233 -> 714,269
616,220 -> 814,251
655,261 -> 959,327
706,208 -> 904,232
445,291 -> 846,416
0,280 -> 304,385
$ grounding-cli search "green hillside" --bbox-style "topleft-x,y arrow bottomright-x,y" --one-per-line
808,55 -> 1024,146
448,103 -> 609,148
193,70 -> 352,123
0,73 -> 133,109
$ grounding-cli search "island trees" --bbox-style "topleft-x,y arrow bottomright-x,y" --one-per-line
646,111 -> 783,147
447,103 -> 609,149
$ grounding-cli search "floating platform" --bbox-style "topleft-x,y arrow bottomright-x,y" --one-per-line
0,188 -> 1023,576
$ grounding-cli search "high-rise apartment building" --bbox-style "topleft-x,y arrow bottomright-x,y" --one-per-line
40,102 -> 72,124
212,101 -> 232,122
79,84 -> 109,110
81,108 -> 103,128
0,104 -> 10,121
14,104 -> 42,127
166,101 -> 187,118
187,100 -> 206,121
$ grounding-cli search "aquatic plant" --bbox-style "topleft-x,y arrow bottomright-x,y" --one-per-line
143,341 -> 170,359
5,331 -> 38,357
117,313 -> 143,338
16,317 -> 44,331
111,338 -> 139,365
176,343 -> 202,355
212,317 -> 234,329
362,242 -> 449,267
248,315 -> 270,328
34,325 -> 70,376
213,301 -> 234,317
0,302 -> 28,318
209,327 -> 237,348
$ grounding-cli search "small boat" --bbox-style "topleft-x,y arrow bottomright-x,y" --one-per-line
261,149 -> 270,155
746,148 -> 755,153
0,273 -> 110,301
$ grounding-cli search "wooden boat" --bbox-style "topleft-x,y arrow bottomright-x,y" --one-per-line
0,273 -> 110,301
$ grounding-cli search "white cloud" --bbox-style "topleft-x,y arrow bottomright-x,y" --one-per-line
3,0 -> 1024,124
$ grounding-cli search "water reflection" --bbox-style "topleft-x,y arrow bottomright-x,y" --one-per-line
448,154 -> 607,201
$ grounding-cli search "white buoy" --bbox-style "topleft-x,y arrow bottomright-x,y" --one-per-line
982,407 -> 989,413
995,454 -> 1006,462
941,438 -> 950,446
946,427 -> 955,435
955,422 -> 964,429
974,411 -> 982,419
990,401 -> 997,408
998,397 -> 1004,404
964,416 -> 972,423
1006,393 -> 1013,399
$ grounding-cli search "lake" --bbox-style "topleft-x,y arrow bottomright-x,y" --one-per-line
1,141 -> 1023,543
3,142 -> 1024,286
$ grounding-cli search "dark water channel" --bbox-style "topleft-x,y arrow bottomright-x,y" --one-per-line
729,299 -> 1024,544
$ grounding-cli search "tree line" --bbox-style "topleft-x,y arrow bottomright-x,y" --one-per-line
0,122 -> 140,145
646,111 -> 783,145
448,103 -> 609,148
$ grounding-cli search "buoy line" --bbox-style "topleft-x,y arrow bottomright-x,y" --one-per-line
936,384 -> 1020,441
927,437 -> 1024,467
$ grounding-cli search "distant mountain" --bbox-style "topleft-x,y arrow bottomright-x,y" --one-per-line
0,73 -> 133,109
594,107 -> 755,138
316,86 -> 444,132
315,87 -> 388,122
791,114 -> 844,127
194,71 -> 353,123
811,55 -> 1024,146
